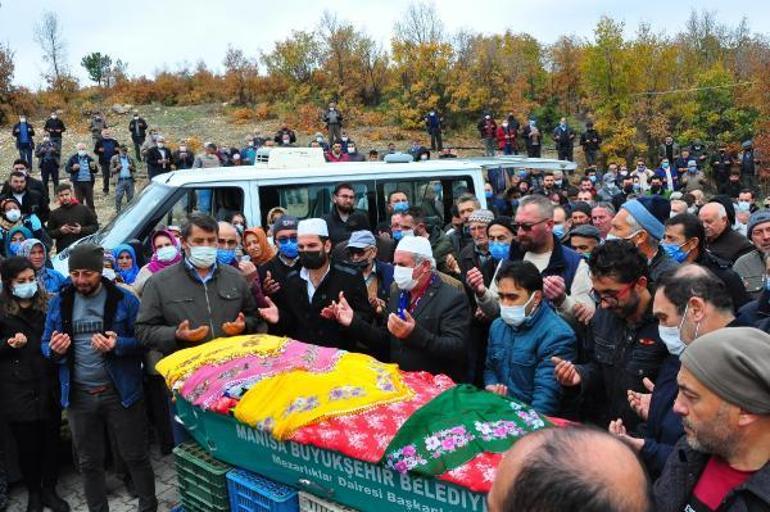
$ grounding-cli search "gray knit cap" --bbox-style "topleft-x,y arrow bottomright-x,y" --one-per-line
681,327 -> 770,414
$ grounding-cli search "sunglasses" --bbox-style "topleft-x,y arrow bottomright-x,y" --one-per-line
512,218 -> 549,232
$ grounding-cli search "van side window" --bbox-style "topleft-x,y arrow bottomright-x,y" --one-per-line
258,181 -> 374,227
377,176 -> 475,224
157,186 -> 245,233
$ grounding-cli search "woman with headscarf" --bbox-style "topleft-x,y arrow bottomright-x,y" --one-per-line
16,239 -> 67,294
242,227 -> 275,267
0,257 -> 70,512
133,230 -> 182,296
0,198 -> 49,258
111,244 -> 140,285
4,225 -> 34,258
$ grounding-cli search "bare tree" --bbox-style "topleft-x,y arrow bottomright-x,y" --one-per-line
34,10 -> 68,86
394,1 -> 444,46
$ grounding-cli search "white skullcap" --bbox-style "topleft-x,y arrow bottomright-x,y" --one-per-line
396,236 -> 433,259
297,218 -> 329,237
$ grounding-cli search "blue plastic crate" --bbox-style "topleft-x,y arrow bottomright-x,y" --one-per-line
227,468 -> 298,512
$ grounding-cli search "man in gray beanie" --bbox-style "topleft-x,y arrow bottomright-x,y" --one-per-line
654,327 -> 770,511
734,209 -> 770,298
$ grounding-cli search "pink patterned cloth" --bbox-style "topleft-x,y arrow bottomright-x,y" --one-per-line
180,341 -> 340,410
290,371 -> 504,493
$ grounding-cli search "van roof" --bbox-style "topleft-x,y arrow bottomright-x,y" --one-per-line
154,156 -> 578,187
154,159 -> 486,186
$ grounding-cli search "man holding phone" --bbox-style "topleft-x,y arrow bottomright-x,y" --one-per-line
46,183 -> 100,252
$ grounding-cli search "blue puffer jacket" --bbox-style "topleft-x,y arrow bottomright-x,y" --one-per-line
41,278 -> 145,408
484,302 -> 577,415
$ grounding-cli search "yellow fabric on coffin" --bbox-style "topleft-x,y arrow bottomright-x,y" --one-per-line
234,352 -> 413,440
155,334 -> 288,390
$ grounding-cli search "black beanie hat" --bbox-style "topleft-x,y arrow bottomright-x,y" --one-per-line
69,243 -> 105,273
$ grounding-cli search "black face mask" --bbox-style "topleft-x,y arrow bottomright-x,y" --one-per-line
299,250 -> 327,270
349,259 -> 370,272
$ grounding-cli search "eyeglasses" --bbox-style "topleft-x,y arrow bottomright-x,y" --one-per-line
512,218 -> 549,232
589,281 -> 636,305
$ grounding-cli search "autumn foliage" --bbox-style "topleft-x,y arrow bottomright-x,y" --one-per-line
2,6 -> 769,164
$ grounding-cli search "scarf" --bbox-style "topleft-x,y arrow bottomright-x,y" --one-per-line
17,238 -> 51,286
112,244 -> 140,284
242,227 -> 275,266
146,229 -> 182,273
4,225 -> 33,256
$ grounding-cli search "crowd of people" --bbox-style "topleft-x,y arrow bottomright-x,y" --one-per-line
1,108 -> 769,512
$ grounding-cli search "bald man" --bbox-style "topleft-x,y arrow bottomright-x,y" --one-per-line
699,202 -> 753,263
488,426 -> 651,512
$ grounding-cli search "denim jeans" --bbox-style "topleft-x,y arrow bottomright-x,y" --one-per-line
18,144 -> 33,165
68,386 -> 157,512
115,179 -> 135,213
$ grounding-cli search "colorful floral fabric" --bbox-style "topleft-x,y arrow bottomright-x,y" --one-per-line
234,352 -> 412,440
382,384 -> 551,476
155,334 -> 288,389
290,371 -> 455,462
179,341 -> 341,410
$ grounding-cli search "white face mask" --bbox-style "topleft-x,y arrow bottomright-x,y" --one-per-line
5,209 -> 21,222
157,143 -> 165,149
393,264 -> 418,291
179,146 -> 187,152
156,245 -> 178,262
500,293 -> 536,327
102,268 -> 117,281
658,324 -> 685,356
78,150 -> 87,157
187,245 -> 217,269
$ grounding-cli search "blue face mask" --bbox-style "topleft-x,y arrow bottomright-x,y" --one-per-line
489,241 -> 510,260
580,252 -> 591,261
552,225 -> 565,239
662,162 -> 670,169
216,249 -> 236,265
433,183 -> 442,194
589,175 -> 597,183
396,229 -> 414,242
278,239 -> 299,259
518,170 -> 528,178
393,201 -> 410,213
12,281 -> 38,300
8,241 -> 22,255
661,242 -> 689,263
485,190 -> 494,199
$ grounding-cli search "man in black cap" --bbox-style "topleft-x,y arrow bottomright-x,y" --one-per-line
568,224 -> 601,259
654,327 -> 770,511
569,201 -> 593,227
42,243 -> 157,512
258,215 -> 300,297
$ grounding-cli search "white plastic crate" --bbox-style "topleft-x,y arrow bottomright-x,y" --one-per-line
298,491 -> 358,512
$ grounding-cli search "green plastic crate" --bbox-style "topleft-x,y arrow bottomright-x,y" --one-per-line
174,441 -> 232,512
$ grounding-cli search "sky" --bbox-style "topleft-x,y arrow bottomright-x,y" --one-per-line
0,0 -> 765,89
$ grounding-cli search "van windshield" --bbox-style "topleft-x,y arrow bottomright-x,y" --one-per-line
92,183 -> 174,249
